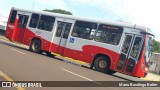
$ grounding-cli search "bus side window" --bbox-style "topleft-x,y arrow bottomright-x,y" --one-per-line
56,22 -> 64,37
37,15 -> 55,32
94,24 -> 123,45
130,37 -> 143,59
63,23 -> 72,39
29,14 -> 39,28
10,10 -> 17,23
71,21 -> 97,40
18,15 -> 23,28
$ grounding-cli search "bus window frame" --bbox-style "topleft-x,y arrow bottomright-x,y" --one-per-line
71,20 -> 98,40
94,24 -> 123,45
9,10 -> 17,23
29,13 -> 40,28
37,15 -> 55,32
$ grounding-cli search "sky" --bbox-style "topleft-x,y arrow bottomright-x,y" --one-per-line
0,0 -> 160,41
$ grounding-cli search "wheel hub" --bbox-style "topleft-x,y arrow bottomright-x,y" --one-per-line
98,60 -> 106,69
32,43 -> 38,50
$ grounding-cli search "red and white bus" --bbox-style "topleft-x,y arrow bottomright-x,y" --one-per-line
5,7 -> 154,77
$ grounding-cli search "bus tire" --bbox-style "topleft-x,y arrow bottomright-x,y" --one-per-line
94,56 -> 110,73
30,39 -> 42,53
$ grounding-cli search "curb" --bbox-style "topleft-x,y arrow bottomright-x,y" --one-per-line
141,73 -> 160,81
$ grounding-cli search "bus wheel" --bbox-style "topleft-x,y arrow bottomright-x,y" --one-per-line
30,39 -> 42,53
94,56 -> 110,73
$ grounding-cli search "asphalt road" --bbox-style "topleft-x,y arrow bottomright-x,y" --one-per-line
0,38 -> 159,90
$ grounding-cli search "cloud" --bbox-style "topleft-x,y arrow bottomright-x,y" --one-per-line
34,0 -> 69,10
0,0 -> 11,17
68,0 -> 122,12
67,0 -> 136,21
68,0 -> 160,22
68,0 -> 160,40
68,0 -> 118,9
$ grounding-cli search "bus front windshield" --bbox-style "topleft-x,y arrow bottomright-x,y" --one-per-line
145,36 -> 153,65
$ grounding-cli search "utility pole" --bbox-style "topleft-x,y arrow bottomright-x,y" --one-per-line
32,0 -> 35,10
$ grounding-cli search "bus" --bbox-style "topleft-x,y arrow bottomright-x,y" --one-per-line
5,7 -> 154,78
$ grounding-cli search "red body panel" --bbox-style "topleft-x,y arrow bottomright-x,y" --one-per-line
57,46 -> 65,55
17,28 -> 26,43
132,37 -> 146,77
63,45 -> 119,70
5,10 -> 14,41
5,19 -> 18,41
22,28 -> 35,45
50,44 -> 59,53
23,28 -> 52,52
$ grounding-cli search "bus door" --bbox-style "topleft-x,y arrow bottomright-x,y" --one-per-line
116,34 -> 144,75
15,13 -> 29,43
53,18 -> 74,55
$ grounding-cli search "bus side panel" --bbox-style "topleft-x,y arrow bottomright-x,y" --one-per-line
23,28 -> 35,46
22,28 -> 52,52
50,43 -> 60,53
64,37 -> 121,70
62,48 -> 92,63
41,39 -> 52,52
63,44 -> 119,70
63,48 -> 74,58
64,48 -> 93,63
82,45 -> 120,70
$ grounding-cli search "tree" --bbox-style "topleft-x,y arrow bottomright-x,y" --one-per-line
152,40 -> 160,53
43,9 -> 72,15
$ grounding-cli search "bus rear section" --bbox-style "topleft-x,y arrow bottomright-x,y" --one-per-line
5,9 -> 29,43
5,8 -> 55,53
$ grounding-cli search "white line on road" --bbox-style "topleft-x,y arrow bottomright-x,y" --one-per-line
0,70 -> 25,90
11,48 -> 25,54
61,68 -> 102,85
0,71 -> 4,76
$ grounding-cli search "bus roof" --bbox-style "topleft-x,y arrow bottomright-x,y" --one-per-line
12,7 -> 147,31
